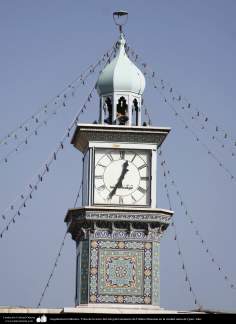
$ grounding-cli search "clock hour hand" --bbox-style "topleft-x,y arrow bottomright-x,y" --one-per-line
108,161 -> 129,199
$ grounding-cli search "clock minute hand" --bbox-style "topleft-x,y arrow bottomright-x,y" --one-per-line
108,161 -> 129,199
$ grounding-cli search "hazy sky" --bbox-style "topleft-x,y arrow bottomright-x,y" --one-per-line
0,0 -> 236,312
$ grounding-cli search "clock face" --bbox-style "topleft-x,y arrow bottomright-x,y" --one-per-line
94,149 -> 151,206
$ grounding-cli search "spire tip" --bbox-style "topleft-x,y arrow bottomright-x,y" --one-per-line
113,11 -> 128,34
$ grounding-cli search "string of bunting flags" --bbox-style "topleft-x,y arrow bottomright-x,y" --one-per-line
140,97 -> 235,294
0,88 -> 93,238
36,230 -> 68,308
37,177 -> 83,307
0,46 -> 116,146
154,85 -> 235,181
0,47 -> 115,166
130,51 -> 235,182
159,150 -> 236,291
148,74 -> 236,159
0,67 -> 89,165
126,45 -> 236,158
130,53 -> 235,182
160,157 -> 200,308
0,46 -> 116,239
141,77 -> 235,297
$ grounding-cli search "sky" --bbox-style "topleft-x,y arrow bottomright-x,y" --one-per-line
0,0 -> 236,312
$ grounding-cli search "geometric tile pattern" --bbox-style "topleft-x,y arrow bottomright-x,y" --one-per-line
152,241 -> 160,305
99,249 -> 143,295
80,240 -> 89,304
89,240 -> 152,304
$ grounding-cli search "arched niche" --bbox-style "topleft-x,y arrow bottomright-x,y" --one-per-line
116,96 -> 129,125
104,97 -> 113,124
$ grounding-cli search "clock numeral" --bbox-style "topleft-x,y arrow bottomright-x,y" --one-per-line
97,184 -> 105,192
137,186 -> 147,194
106,153 -> 114,161
140,176 -> 149,181
95,175 -> 103,179
120,151 -> 125,160
138,163 -> 147,170
119,196 -> 124,204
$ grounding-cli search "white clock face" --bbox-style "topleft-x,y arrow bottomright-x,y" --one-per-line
94,149 -> 151,206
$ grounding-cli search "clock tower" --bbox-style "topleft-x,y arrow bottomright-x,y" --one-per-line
65,13 -> 173,309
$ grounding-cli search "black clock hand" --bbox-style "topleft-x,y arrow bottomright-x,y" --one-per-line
117,160 -> 129,188
108,161 -> 129,199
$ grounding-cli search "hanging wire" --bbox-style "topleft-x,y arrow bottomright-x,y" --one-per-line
172,221 -> 201,308
0,88 -> 91,236
0,45 -> 116,237
155,87 -> 235,181
0,47 -> 114,149
0,69 -> 86,165
160,155 -> 201,308
136,72 -> 235,182
127,45 -> 236,154
134,60 -> 235,181
73,181 -> 83,208
159,150 -> 236,291
37,177 -> 83,308
148,76 -> 236,159
1,44 -> 116,226
139,99 -> 227,306
36,230 -> 68,308
126,47 -> 236,178
143,95 -> 236,291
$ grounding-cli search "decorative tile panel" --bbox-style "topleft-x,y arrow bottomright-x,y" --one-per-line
99,249 -> 143,295
89,239 -> 152,304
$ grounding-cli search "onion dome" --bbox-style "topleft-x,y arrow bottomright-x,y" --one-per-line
96,34 -> 145,96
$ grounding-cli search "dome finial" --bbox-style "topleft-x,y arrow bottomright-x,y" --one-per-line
96,11 -> 145,127
113,11 -> 128,34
